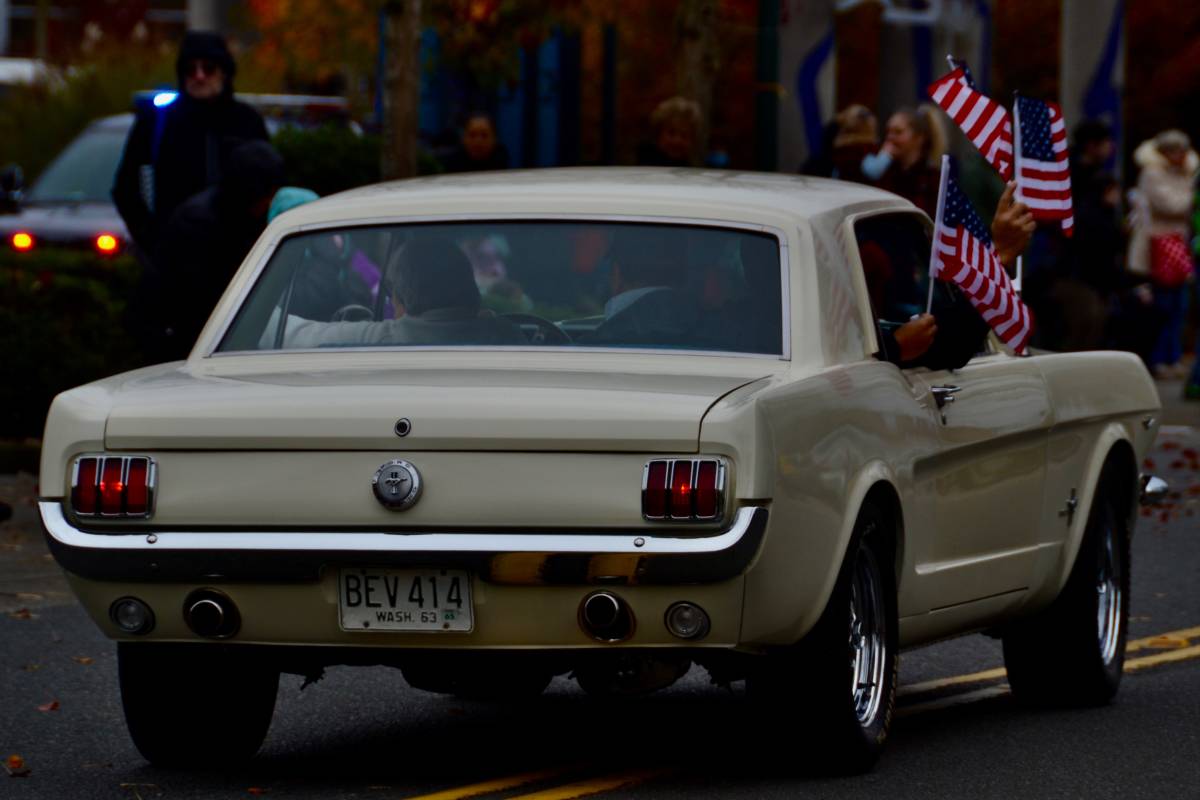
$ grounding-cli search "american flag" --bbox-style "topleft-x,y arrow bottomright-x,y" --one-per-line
1015,95 -> 1074,236
927,63 -> 1013,180
934,172 -> 1033,353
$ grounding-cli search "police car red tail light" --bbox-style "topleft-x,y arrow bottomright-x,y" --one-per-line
70,455 -> 155,518
642,458 -> 725,521
11,231 -> 34,252
94,233 -> 120,255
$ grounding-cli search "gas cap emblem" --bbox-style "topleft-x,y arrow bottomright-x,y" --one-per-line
372,459 -> 422,511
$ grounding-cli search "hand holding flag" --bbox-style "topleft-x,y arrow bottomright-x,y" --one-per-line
990,182 -> 1036,265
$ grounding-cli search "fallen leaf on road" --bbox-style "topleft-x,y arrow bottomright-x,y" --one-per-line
5,754 -> 30,777
1170,460 -> 1186,469
7,608 -> 36,620
248,788 -> 268,796
72,656 -> 94,666
119,783 -> 160,800
36,701 -> 59,712
22,663 -> 41,672
1161,441 -> 1180,451
1145,635 -> 1190,649
16,592 -> 43,602
1143,458 -> 1156,469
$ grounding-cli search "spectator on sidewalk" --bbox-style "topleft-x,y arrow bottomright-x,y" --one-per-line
636,97 -> 701,168
443,113 -> 510,173
152,141 -> 285,361
113,31 -> 269,258
1128,129 -> 1198,379
865,105 -> 947,218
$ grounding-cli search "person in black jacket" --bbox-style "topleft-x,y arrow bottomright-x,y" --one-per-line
112,31 -> 268,260
152,141 -> 285,361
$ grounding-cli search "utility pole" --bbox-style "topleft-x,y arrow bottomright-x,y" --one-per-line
381,0 -> 421,180
0,0 -> 10,56
675,0 -> 718,162
187,0 -> 224,31
34,0 -> 48,60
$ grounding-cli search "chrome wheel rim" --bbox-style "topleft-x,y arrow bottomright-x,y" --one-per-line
1096,520 -> 1122,665
849,544 -> 886,727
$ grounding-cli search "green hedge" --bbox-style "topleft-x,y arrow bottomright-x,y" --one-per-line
0,250 -> 142,439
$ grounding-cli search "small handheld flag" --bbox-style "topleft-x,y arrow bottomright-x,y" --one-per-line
1013,95 -> 1074,236
927,59 -> 1014,181
931,156 -> 1034,353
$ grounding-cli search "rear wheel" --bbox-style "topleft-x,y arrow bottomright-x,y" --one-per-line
119,643 -> 278,767
1002,471 -> 1131,706
748,503 -> 898,774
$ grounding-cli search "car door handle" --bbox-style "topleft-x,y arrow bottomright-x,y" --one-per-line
930,385 -> 961,409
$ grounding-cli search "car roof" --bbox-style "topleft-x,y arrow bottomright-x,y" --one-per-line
276,168 -> 912,227
87,113 -> 134,132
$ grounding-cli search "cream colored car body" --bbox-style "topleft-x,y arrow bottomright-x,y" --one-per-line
39,168 -> 1161,655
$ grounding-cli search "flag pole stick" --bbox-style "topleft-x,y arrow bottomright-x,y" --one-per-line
946,54 -> 957,71
926,154 -> 952,315
1012,93 -> 1024,294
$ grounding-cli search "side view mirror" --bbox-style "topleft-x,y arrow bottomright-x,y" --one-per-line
0,164 -> 23,212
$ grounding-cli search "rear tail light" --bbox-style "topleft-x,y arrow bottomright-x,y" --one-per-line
10,231 -> 34,251
70,456 -> 155,518
94,233 -> 120,254
643,458 -> 726,521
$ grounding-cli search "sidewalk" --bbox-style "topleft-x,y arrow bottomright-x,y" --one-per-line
1156,376 -> 1199,428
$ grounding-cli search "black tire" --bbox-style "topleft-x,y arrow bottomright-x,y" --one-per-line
1002,470 -> 1131,707
119,643 -> 279,767
748,503 -> 899,774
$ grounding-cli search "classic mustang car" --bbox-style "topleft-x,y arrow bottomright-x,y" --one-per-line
39,168 -> 1165,772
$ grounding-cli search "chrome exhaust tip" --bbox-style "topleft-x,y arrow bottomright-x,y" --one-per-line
183,589 -> 240,639
579,591 -> 634,642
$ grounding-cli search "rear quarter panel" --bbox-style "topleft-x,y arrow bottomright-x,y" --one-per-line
702,360 -> 942,647
1020,350 -> 1161,611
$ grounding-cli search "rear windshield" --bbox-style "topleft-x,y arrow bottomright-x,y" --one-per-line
218,221 -> 785,356
27,126 -> 126,203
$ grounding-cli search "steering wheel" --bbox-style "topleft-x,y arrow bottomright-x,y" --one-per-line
331,304 -> 374,323
500,313 -> 572,345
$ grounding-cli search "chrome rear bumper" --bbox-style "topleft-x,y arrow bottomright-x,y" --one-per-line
38,501 -> 767,585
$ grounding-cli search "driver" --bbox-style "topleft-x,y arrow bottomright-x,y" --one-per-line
263,237 -> 526,349
583,229 -> 702,345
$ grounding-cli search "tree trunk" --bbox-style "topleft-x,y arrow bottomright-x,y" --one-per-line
381,0 -> 421,180
675,0 -> 719,163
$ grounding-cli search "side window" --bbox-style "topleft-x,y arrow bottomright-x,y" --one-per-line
853,213 -> 933,332
852,212 -> 992,368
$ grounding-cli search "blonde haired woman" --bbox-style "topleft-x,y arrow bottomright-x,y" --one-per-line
864,104 -> 947,217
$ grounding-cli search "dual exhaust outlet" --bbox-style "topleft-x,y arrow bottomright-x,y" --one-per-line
183,588 -> 240,639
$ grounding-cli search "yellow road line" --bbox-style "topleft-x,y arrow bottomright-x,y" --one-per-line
897,684 -> 1011,717
898,667 -> 1007,698
507,768 -> 674,800
899,624 -> 1200,699
401,767 -> 576,800
901,639 -> 1200,716
1126,643 -> 1200,671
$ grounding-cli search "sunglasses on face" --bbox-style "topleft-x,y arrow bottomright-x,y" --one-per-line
185,60 -> 220,78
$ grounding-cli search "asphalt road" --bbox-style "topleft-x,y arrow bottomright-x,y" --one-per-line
1,422 -> 1197,800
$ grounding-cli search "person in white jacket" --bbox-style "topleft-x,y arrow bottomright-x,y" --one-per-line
1127,130 -> 1198,377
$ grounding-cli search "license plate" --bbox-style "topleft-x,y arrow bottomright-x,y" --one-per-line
338,568 -> 473,632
